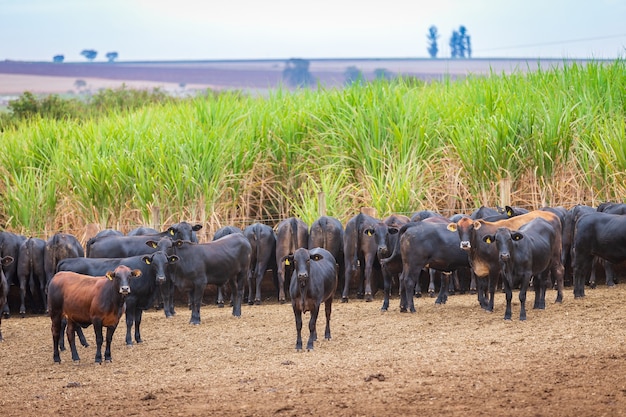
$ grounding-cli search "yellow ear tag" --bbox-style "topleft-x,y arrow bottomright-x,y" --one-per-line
486,237 -> 491,244
107,274 -> 113,281
170,229 -> 175,235
366,230 -> 373,236
145,259 -> 151,265
285,259 -> 290,266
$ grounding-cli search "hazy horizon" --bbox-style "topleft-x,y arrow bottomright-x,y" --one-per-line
1,0 -> 625,62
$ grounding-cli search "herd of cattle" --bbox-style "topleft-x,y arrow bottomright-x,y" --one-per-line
0,202 -> 625,361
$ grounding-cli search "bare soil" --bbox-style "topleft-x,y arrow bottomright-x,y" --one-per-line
1,284 -> 625,416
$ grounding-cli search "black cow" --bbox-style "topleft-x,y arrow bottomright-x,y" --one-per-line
0,256 -> 15,341
572,212 -> 626,298
243,223 -> 277,305
308,216 -> 344,293
48,265 -> 141,363
275,217 -> 308,303
0,231 -> 26,317
127,226 -> 159,236
43,233 -> 85,311
57,251 -> 179,345
483,218 -> 564,320
597,202 -> 626,215
284,247 -> 338,351
448,210 -> 564,312
168,234 -> 251,325
212,226 -> 244,307
342,213 -> 396,302
17,237 -> 47,315
382,221 -> 469,313
87,221 -> 201,257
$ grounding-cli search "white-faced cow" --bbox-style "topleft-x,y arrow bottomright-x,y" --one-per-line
284,247 -> 338,351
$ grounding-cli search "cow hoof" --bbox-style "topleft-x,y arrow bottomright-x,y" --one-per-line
341,297 -> 349,303
254,300 -> 262,306
217,303 -> 225,309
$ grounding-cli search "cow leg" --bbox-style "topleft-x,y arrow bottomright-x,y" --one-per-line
216,285 -> 225,308
277,262 -> 287,304
293,308 -> 303,351
93,319 -> 104,363
402,270 -> 418,313
51,314 -> 62,363
125,299 -> 137,345
605,261 -> 617,287
428,269 -> 437,297
573,254 -> 593,298
503,282 -> 513,320
254,267 -> 265,305
533,273 -> 547,310
342,262 -> 358,302
324,298 -> 332,341
159,280 -> 175,318
104,325 -> 116,363
230,273 -> 244,318
66,320 -> 81,363
76,326 -> 89,347
475,276 -> 489,309
307,305 -> 320,351
18,270 -> 28,317
486,271 -> 499,312
519,278 -> 529,321
380,267 -> 393,312
435,272 -> 450,305
189,284 -> 204,325
363,256 -> 375,302
134,309 -> 144,344
552,262 -> 565,304
469,271 -> 477,294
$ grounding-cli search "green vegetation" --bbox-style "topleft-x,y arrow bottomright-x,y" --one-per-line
1,60 -> 624,239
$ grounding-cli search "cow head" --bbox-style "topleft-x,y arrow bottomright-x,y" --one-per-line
142,251 -> 179,283
146,236 -> 174,252
447,217 -> 483,250
283,248 -> 324,288
106,265 -> 141,295
167,222 -> 203,242
362,222 -> 395,258
482,227 -> 524,265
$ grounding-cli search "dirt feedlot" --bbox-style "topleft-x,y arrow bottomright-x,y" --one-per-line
1,285 -> 626,417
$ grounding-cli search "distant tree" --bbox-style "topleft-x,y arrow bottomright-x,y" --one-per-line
282,58 -> 314,87
80,49 -> 98,61
105,52 -> 119,62
52,55 -> 65,63
374,68 -> 393,80
344,66 -> 364,85
426,26 -> 439,59
449,26 -> 471,58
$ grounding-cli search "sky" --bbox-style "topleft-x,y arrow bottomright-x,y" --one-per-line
1,0 -> 625,62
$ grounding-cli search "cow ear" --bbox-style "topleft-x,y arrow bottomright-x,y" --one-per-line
446,223 -> 457,232
1,256 -> 14,266
142,256 -> 151,265
387,227 -> 399,235
364,228 -> 374,236
132,269 -> 142,277
175,240 -> 183,247
282,255 -> 293,266
168,227 -> 175,236
506,206 -> 514,217
483,235 -> 494,244
146,240 -> 158,248
473,221 -> 482,230
192,224 -> 203,231
512,232 -> 524,241
311,253 -> 324,261
168,255 -> 179,264
106,271 -> 114,280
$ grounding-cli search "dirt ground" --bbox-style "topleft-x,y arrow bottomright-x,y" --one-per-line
1,283 -> 625,417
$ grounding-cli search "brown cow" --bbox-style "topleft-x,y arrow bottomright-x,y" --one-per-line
48,265 -> 141,363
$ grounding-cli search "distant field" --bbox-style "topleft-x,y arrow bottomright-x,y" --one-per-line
0,57 -> 606,97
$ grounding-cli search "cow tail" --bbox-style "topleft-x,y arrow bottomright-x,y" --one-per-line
290,217 -> 299,255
